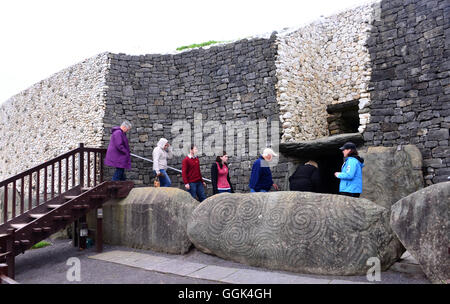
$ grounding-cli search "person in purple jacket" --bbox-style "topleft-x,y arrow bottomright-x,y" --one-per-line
104,121 -> 132,181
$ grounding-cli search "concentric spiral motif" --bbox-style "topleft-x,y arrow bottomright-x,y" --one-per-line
236,196 -> 264,226
264,206 -> 288,231
207,198 -> 237,237
284,203 -> 325,242
220,223 -> 255,258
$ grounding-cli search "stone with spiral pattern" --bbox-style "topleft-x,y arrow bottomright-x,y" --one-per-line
187,191 -> 404,275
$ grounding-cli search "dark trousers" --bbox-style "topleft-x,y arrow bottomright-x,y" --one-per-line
340,192 -> 360,198
112,168 -> 126,181
188,182 -> 207,202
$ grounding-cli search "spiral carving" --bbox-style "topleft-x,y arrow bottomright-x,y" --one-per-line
207,198 -> 237,237
284,203 -> 325,242
187,191 -> 400,275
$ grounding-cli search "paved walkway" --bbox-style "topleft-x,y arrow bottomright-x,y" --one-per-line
14,238 -> 430,284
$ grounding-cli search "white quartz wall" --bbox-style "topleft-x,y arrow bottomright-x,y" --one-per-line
276,2 -> 378,142
0,53 -> 109,180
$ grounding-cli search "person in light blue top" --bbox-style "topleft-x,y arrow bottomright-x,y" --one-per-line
334,142 -> 364,197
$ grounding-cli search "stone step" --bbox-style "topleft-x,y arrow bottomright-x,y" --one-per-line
390,251 -> 424,275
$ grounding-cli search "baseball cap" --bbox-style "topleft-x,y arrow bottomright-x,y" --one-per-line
339,142 -> 357,150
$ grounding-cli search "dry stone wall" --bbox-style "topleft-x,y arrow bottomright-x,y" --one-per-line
0,53 -> 109,180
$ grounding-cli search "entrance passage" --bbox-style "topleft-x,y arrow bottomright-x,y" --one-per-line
279,133 -> 364,195
316,152 -> 343,194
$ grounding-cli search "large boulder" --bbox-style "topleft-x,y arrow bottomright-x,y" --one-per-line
390,182 -> 450,284
90,187 -> 198,254
359,145 -> 423,210
187,192 -> 404,275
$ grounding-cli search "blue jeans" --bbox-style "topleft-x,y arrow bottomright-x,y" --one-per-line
188,182 -> 207,202
218,189 -> 231,194
154,169 -> 171,187
112,168 -> 126,181
250,188 -> 267,193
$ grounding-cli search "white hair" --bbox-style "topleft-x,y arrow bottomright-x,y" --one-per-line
121,120 -> 132,130
262,148 -> 278,157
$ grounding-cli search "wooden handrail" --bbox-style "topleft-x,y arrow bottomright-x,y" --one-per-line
1,144 -> 107,224
0,274 -> 19,284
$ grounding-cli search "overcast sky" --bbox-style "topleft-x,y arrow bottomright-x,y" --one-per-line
0,0 -> 373,104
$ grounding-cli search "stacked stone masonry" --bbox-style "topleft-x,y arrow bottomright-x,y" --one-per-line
0,0 -> 448,191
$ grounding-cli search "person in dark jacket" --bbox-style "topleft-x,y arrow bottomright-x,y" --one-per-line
289,160 -> 322,192
104,121 -> 132,181
334,142 -> 365,197
211,152 -> 234,194
249,148 -> 279,192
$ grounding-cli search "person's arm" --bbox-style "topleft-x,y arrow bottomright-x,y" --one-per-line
182,157 -> 189,185
337,159 -> 358,180
153,148 -> 160,174
111,131 -> 129,155
249,160 -> 261,190
211,164 -> 218,194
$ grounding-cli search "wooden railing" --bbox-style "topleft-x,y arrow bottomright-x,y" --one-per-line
0,143 -> 106,225
0,263 -> 18,284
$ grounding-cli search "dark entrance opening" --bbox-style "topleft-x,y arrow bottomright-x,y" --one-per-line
326,100 -> 360,135
315,152 -> 343,194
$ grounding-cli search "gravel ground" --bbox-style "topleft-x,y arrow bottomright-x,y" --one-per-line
13,238 -> 430,284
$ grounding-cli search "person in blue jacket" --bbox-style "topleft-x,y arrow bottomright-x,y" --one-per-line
334,142 -> 364,197
249,148 -> 279,192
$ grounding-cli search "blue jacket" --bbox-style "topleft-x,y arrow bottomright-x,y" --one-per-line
249,156 -> 273,191
337,156 -> 364,194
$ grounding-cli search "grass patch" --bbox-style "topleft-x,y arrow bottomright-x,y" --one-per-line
31,241 -> 52,250
176,40 -> 224,51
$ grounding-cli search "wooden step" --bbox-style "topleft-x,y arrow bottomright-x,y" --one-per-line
47,204 -> 62,209
64,196 -> 78,201
32,228 -> 42,233
29,213 -> 46,219
71,204 -> 90,210
42,227 -> 51,232
90,195 -> 106,200
0,234 -> 7,238
15,240 -> 30,246
81,187 -> 92,192
10,223 -> 27,230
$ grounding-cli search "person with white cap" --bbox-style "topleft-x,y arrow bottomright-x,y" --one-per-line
152,138 -> 173,187
248,148 -> 279,192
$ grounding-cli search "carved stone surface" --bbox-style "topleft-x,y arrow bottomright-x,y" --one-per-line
97,187 -> 198,254
390,182 -> 450,284
359,145 -> 424,210
187,192 -> 404,275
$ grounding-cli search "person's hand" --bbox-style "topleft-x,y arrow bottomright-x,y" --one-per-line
157,172 -> 161,176
203,182 -> 207,188
185,184 -> 190,190
273,183 -> 279,191
334,172 -> 340,178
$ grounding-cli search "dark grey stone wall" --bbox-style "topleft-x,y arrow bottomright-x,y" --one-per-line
102,35 -> 289,195
365,0 -> 449,184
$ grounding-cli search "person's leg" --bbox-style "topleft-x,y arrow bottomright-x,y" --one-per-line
112,168 -> 124,181
158,169 -> 171,187
188,182 -> 197,199
250,188 -> 256,193
218,189 -> 231,194
120,169 -> 126,181
196,182 -> 207,202
340,192 -> 359,197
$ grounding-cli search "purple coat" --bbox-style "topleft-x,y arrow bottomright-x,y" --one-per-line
104,127 -> 131,169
